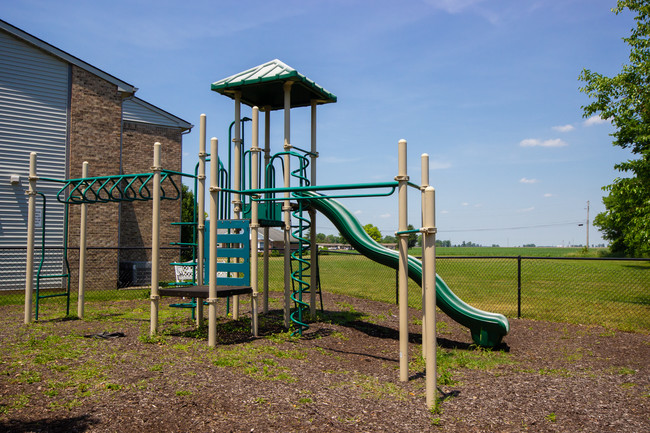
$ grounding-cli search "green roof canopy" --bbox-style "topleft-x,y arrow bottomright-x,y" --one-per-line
211,59 -> 337,110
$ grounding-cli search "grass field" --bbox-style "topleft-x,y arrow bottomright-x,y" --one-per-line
5,247 -> 648,334
271,247 -> 649,333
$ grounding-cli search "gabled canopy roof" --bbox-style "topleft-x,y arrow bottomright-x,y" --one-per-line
211,59 -> 337,110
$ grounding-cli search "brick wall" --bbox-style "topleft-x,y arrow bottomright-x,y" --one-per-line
67,65 -> 122,290
120,121 -> 183,283
66,67 -> 184,289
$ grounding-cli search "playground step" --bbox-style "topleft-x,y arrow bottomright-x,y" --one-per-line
159,284 -> 252,299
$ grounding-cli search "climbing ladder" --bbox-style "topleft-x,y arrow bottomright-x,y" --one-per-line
34,193 -> 71,320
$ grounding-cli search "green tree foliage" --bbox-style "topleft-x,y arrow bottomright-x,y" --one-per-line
181,184 -> 195,261
579,0 -> 650,257
407,224 -> 418,248
363,223 -> 382,242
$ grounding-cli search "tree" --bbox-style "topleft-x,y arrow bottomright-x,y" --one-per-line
180,184 -> 196,261
579,0 -> 650,257
406,224 -> 418,248
363,223 -> 382,242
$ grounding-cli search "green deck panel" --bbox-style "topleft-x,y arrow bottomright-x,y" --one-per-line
211,59 -> 337,109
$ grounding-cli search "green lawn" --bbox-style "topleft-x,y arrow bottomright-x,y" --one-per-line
263,249 -> 649,333
9,248 -> 648,334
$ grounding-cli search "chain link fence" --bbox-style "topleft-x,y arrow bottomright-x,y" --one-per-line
2,246 -> 649,332
317,251 -> 650,333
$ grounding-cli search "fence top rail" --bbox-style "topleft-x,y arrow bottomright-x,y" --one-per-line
319,249 -> 650,262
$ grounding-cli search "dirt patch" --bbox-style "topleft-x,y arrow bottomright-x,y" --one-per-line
1,292 -> 648,432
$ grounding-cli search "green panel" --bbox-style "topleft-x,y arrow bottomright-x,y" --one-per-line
242,202 -> 283,227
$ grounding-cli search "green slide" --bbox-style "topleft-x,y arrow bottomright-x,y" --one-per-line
302,191 -> 509,347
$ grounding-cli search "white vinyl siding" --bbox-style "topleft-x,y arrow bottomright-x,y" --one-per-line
0,30 -> 69,290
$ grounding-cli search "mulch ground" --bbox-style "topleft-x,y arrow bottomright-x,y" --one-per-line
0,291 -> 648,432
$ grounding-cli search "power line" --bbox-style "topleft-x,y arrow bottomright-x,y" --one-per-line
439,221 -> 584,233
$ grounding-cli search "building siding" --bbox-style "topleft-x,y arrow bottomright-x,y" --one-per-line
0,30 -> 69,289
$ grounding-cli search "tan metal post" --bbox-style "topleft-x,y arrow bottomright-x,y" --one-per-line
24,152 -> 37,324
423,185 -> 437,409
208,137 -> 219,347
420,154 -> 429,358
232,92 -> 242,319
196,114 -> 207,325
250,107 -> 260,337
397,139 -> 409,381
78,161 -> 89,319
309,100 -> 318,315
263,107 -> 271,314
150,142 -> 162,336
282,81 -> 293,328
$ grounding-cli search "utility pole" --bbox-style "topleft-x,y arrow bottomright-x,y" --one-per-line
586,200 -> 590,250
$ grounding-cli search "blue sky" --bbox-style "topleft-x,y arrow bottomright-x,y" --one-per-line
2,0 -> 635,247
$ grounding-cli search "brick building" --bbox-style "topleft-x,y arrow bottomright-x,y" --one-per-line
0,19 -> 192,290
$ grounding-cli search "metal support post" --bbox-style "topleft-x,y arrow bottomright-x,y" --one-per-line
283,81 -> 293,328
208,137 -> 219,347
396,139 -> 409,382
197,114 -> 207,325
250,106 -> 260,337
78,161 -> 89,319
24,152 -> 37,324
150,142 -> 162,336
423,185 -> 437,410
420,153 -> 429,358
263,107 -> 271,314
310,100 -> 318,314
232,92 -> 242,319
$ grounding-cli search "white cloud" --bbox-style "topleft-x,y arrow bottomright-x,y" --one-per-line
519,138 -> 568,148
583,115 -> 610,126
552,124 -> 574,132
321,156 -> 360,164
543,193 -> 553,197
353,210 -> 362,215
517,206 -> 535,213
461,202 -> 469,206
424,0 -> 486,14
431,160 -> 452,170
440,210 -> 449,214
520,178 -> 538,184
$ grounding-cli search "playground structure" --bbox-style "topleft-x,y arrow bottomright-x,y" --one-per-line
23,59 -> 509,409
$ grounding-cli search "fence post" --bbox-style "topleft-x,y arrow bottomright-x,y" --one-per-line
517,255 -> 522,319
